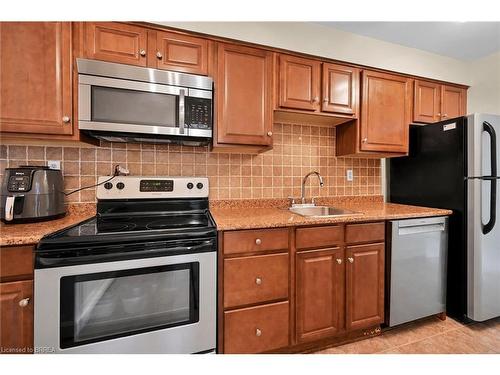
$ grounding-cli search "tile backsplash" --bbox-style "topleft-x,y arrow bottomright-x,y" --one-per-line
0,123 -> 381,203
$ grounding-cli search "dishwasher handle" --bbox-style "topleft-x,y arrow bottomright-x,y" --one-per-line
397,222 -> 446,235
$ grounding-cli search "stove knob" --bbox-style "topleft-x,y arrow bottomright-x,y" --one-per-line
187,182 -> 194,189
116,182 -> 125,190
196,182 -> 204,189
104,182 -> 113,190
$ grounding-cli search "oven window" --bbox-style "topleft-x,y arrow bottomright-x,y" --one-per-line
60,263 -> 199,349
91,86 -> 178,127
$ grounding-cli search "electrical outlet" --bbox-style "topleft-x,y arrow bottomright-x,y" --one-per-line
346,169 -> 354,182
47,160 -> 61,170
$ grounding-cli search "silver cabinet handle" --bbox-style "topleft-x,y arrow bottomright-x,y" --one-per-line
255,277 -> 262,285
156,51 -> 163,59
267,131 -> 273,137
255,328 -> 262,337
362,138 -> 368,143
18,298 -> 30,307
437,113 -> 442,116
336,258 -> 342,264
348,257 -> 354,263
139,49 -> 146,57
62,116 -> 70,123
255,238 -> 262,245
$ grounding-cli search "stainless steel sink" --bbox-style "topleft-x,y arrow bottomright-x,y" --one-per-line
289,205 -> 362,218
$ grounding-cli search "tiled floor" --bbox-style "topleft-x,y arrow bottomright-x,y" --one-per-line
314,316 -> 500,354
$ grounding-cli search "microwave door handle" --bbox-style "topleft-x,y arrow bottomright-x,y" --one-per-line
4,196 -> 16,221
179,89 -> 186,134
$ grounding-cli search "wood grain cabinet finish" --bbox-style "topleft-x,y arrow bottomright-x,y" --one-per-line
345,222 -> 385,245
154,31 -> 208,75
413,80 -> 441,123
441,84 -> 466,121
0,22 -> 73,135
346,243 -> 385,331
215,43 -> 274,146
224,253 -> 289,308
295,225 -> 343,250
224,301 -> 289,353
0,280 -> 33,354
84,22 -> 148,67
360,70 -> 412,153
296,248 -> 344,343
0,246 -> 33,283
279,54 -> 321,111
322,63 -> 359,117
222,228 -> 289,255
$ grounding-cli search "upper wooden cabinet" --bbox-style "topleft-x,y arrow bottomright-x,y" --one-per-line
322,63 -> 359,117
84,22 -> 148,67
359,70 -> 412,153
414,80 -> 467,123
0,22 -> 73,135
214,43 -> 274,147
153,31 -> 209,75
279,55 -> 321,111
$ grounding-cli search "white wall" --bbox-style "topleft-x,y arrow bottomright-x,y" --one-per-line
467,51 -> 500,115
159,22 -> 471,85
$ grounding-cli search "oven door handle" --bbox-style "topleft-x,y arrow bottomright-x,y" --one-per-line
36,238 -> 216,268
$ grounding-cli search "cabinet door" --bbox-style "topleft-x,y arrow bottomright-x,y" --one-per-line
413,80 -> 441,123
279,55 -> 321,111
216,43 -> 273,146
360,70 -> 412,153
322,63 -> 359,116
0,280 -> 33,354
0,22 -> 73,135
84,22 -> 148,66
441,85 -> 466,121
296,248 -> 344,343
346,243 -> 384,331
154,31 -> 208,75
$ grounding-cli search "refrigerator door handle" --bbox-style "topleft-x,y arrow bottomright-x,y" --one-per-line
482,121 -> 497,234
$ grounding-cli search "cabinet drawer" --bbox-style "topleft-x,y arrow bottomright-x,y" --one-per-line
296,225 -> 343,250
223,228 -> 289,255
0,246 -> 33,282
345,222 -> 385,244
224,301 -> 289,353
224,253 -> 288,308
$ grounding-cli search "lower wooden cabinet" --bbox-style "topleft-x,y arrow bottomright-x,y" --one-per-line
346,243 -> 385,331
0,280 -> 33,354
296,248 -> 344,343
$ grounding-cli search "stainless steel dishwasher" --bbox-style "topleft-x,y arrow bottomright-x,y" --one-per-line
386,216 -> 448,327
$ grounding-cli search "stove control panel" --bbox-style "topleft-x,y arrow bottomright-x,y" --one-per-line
97,176 -> 209,199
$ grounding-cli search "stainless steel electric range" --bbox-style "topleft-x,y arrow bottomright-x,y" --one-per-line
34,176 -> 216,354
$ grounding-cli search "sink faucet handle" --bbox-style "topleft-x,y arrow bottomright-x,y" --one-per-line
287,196 -> 296,207
311,196 -> 317,205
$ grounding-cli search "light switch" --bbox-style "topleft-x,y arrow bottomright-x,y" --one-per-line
47,160 -> 61,170
346,169 -> 353,181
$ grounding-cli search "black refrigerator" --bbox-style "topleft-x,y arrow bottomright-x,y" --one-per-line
390,113 -> 500,322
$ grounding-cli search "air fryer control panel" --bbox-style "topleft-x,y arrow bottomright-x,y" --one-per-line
7,169 -> 33,192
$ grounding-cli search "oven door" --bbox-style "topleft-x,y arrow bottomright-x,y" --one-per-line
78,75 -> 212,139
34,250 -> 216,354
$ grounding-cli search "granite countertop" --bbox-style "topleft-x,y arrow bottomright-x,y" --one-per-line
210,196 -> 452,231
0,204 -> 95,247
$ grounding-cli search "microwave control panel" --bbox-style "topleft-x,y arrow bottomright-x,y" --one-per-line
185,97 -> 212,130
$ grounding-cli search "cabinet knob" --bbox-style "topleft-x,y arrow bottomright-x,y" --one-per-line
255,277 -> 262,285
336,258 -> 342,264
62,116 -> 70,123
18,298 -> 30,307
156,51 -> 163,59
255,238 -> 262,245
267,131 -> 273,137
323,97 -> 329,103
255,328 -> 262,337
312,96 -> 319,103
362,138 -> 368,143
437,113 -> 442,116
348,257 -> 354,263
443,113 -> 448,118
139,49 -> 146,57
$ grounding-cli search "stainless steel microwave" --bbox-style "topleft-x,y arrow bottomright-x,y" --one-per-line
77,59 -> 213,146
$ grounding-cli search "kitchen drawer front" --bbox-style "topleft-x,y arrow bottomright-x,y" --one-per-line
296,225 -> 343,250
224,301 -> 289,353
345,222 -> 385,244
223,228 -> 289,255
224,253 -> 289,308
0,246 -> 33,283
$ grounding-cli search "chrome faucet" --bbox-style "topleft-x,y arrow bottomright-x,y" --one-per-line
300,171 -> 324,204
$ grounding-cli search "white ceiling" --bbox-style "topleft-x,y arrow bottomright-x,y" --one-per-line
318,22 -> 500,61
